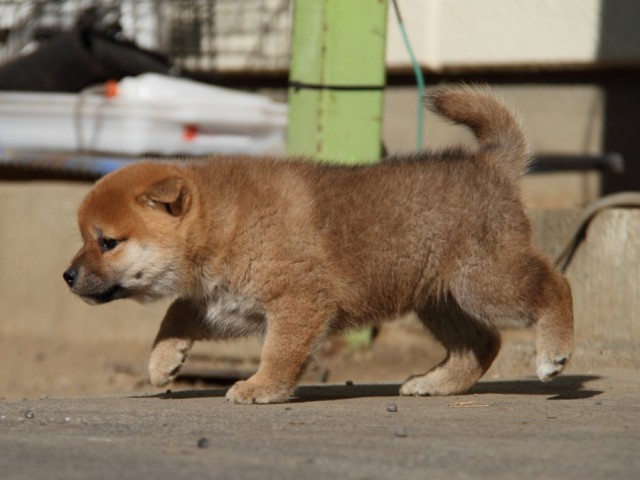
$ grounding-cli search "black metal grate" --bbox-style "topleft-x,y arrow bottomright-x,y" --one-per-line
0,0 -> 293,73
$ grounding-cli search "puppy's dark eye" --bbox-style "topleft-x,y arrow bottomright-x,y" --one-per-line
99,237 -> 119,252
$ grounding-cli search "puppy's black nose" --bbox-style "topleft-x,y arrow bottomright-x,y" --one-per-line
63,268 -> 77,287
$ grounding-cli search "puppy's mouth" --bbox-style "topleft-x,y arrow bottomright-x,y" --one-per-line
80,284 -> 131,304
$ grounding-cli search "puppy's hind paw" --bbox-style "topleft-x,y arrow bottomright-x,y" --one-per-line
399,373 -> 473,397
537,355 -> 570,383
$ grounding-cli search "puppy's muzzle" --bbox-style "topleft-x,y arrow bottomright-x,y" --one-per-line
62,266 -> 129,304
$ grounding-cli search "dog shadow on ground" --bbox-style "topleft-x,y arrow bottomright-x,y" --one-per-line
138,375 -> 602,402
468,375 -> 603,400
295,375 -> 603,402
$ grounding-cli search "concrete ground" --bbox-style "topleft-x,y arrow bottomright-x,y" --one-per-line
1,368 -> 638,480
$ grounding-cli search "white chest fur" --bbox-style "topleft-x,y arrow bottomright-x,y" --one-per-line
203,286 -> 266,339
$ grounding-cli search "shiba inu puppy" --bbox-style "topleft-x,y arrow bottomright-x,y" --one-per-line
64,86 -> 573,404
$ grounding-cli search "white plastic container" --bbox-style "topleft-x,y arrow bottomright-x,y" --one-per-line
0,74 -> 288,155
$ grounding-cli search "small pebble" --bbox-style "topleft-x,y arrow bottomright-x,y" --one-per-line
395,427 -> 408,438
386,404 -> 398,413
24,410 -> 34,419
594,401 -> 602,406
345,380 -> 354,386
284,407 -> 293,411
0,415 -> 6,420
64,417 -> 71,422
197,437 -> 209,449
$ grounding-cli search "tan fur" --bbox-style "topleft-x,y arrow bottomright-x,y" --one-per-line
64,86 -> 573,404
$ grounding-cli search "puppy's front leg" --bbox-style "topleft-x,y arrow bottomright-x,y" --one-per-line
148,298 -> 209,387
226,298 -> 329,404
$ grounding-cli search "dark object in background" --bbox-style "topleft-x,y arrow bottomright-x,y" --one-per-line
0,28 -> 172,92
530,153 -> 624,174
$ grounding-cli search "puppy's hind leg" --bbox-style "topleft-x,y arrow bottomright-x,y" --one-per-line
148,298 -> 209,387
400,300 -> 501,396
532,267 -> 574,382
449,251 -> 574,384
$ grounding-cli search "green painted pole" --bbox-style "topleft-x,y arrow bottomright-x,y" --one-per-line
287,0 -> 388,164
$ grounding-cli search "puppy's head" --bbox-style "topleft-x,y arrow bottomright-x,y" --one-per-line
64,162 -> 193,305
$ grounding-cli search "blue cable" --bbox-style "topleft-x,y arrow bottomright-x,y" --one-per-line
391,0 -> 425,151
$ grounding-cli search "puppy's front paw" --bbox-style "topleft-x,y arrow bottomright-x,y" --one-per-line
148,339 -> 191,387
226,379 -> 291,404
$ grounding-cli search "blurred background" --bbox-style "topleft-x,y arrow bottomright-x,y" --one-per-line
0,0 -> 638,400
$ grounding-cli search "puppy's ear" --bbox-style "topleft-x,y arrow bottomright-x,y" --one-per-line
138,176 -> 191,217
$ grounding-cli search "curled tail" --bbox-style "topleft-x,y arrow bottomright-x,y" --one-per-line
428,85 -> 531,183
